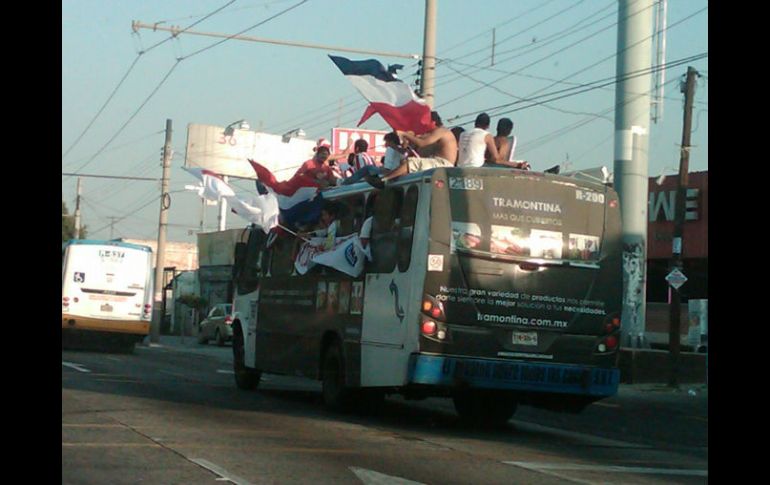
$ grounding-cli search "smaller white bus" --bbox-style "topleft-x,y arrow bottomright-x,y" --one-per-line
62,240 -> 154,352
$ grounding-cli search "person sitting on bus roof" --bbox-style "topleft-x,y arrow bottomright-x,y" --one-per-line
375,111 -> 457,185
484,118 -> 530,170
342,132 -> 403,186
458,113 -> 502,168
293,138 -> 346,189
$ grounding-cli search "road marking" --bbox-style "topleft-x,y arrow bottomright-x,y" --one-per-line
512,421 -> 650,448
217,369 -> 234,374
62,361 -> 91,373
505,461 -> 708,477
350,467 -> 426,484
591,401 -> 620,408
189,458 -> 254,485
62,443 -> 161,447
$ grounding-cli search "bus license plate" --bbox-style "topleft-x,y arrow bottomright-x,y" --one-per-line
100,304 -> 113,312
512,331 -> 537,346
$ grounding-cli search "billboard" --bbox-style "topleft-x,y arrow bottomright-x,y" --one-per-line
184,124 -> 318,181
647,171 -> 708,259
332,128 -> 389,161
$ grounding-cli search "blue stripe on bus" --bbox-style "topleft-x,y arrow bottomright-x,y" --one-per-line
409,354 -> 619,397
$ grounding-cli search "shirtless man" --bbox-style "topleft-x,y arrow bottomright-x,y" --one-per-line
379,111 -> 457,183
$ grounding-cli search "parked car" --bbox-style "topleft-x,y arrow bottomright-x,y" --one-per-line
197,303 -> 233,346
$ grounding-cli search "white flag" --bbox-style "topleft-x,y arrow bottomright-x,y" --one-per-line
228,192 -> 279,233
183,167 -> 235,201
310,234 -> 366,277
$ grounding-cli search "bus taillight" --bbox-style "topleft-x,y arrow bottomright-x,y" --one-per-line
421,295 -> 445,320
421,319 -> 437,336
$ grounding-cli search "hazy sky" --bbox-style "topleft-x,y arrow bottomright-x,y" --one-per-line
62,0 -> 708,244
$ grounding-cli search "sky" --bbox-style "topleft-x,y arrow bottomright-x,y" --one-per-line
61,0 -> 708,244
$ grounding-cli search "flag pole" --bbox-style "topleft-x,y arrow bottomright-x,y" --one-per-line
278,223 -> 311,243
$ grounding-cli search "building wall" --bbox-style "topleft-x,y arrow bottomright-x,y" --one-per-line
118,239 -> 199,271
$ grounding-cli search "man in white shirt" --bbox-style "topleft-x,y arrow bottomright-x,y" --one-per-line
342,132 -> 403,185
457,113 -> 502,168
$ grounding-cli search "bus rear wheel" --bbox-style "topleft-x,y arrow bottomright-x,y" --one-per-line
232,327 -> 260,390
453,390 -> 518,426
322,342 -> 352,411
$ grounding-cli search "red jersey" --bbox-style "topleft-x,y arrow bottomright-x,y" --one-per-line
294,158 -> 335,181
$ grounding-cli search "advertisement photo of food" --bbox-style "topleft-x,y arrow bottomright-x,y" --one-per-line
490,225 -> 530,256
451,222 -> 483,251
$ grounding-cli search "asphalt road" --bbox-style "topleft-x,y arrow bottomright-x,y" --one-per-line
62,337 -> 707,484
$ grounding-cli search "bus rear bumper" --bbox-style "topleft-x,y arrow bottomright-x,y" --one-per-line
408,354 -> 619,397
62,314 -> 149,336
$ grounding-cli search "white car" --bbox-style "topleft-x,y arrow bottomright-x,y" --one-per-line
197,303 -> 233,346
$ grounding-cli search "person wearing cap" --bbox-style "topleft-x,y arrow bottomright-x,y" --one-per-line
293,138 -> 338,187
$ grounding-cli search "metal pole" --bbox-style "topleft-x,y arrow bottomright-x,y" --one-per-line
668,66 -> 698,388
74,178 -> 82,239
218,175 -> 228,231
613,0 -> 654,349
420,0 -> 437,108
150,119 -> 172,343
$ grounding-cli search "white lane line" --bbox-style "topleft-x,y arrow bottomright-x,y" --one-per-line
350,467 -> 426,485
217,369 -> 234,374
62,361 -> 91,373
512,421 -> 650,448
505,461 -> 708,477
189,458 -> 254,485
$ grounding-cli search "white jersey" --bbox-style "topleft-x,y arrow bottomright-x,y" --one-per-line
457,127 -> 489,168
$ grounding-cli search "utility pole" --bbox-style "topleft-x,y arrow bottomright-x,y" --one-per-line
420,0 -> 437,108
150,119 -> 172,344
74,178 -> 82,239
613,0 -> 653,349
668,66 -> 698,387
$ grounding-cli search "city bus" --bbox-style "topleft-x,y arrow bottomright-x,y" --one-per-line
62,239 -> 154,352
230,166 -> 622,423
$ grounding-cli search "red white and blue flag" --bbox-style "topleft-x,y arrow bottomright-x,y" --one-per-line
248,159 -> 325,228
329,55 -> 435,135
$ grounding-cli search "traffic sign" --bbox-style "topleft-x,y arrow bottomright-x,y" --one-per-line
665,268 -> 688,289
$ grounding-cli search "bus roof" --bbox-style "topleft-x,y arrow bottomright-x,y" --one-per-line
320,166 -> 611,201
62,239 -> 153,253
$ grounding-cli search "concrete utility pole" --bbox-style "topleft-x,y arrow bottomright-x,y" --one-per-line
420,0 -> 437,108
668,66 -> 698,387
613,0 -> 654,349
150,119 -> 173,344
74,178 -> 82,239
218,176 -> 228,231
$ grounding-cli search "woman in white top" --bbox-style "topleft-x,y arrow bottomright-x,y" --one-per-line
457,113 -> 502,168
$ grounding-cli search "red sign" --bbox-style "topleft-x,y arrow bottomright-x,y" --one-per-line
331,128 -> 389,160
647,171 -> 708,259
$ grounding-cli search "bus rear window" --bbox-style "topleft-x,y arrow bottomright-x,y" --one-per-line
445,173 -> 607,263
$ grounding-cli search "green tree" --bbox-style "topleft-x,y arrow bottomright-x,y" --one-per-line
62,201 -> 87,242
